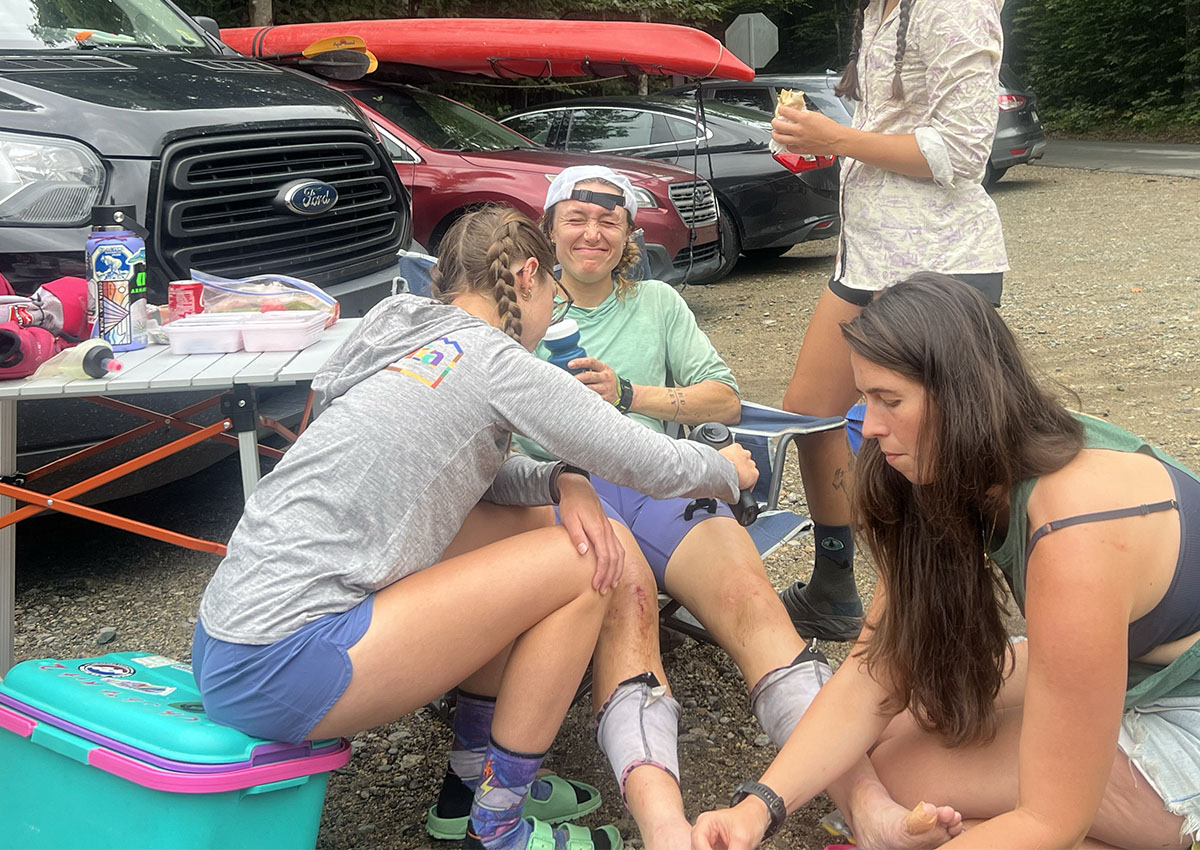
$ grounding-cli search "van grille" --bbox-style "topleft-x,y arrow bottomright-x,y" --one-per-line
155,128 -> 404,287
668,181 -> 718,227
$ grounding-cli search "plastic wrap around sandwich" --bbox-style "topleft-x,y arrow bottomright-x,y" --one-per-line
768,89 -> 817,161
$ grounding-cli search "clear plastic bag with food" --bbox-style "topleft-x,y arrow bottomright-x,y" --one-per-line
189,270 -> 340,328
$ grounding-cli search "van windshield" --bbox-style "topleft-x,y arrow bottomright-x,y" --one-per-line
0,0 -> 209,51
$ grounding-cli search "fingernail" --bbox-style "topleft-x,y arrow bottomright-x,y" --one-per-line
577,542 -> 588,554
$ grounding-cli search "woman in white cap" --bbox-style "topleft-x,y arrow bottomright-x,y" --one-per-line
506,165 -> 829,850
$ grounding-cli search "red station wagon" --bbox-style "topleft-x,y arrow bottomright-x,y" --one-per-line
334,82 -> 722,285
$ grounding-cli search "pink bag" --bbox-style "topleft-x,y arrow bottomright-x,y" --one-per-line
0,321 -> 66,380
0,276 -> 90,341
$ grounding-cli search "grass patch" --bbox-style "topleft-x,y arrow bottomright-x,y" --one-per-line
1041,104 -> 1200,143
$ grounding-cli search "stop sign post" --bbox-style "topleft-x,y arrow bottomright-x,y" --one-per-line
725,12 -> 778,70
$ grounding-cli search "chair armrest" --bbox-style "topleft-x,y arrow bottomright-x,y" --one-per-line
729,401 -> 845,511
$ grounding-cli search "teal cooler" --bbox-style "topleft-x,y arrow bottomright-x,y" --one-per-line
0,652 -> 351,849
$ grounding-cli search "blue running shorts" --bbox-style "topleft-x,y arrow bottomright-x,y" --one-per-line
586,476 -> 734,588
192,596 -> 374,743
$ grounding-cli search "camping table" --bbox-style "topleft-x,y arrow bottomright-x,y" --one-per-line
0,319 -> 360,677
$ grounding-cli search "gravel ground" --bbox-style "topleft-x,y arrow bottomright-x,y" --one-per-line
9,164 -> 1199,850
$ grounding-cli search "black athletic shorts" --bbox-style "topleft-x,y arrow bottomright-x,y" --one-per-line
830,271 -> 1004,307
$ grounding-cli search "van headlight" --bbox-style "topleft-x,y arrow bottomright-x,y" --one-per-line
0,132 -> 105,225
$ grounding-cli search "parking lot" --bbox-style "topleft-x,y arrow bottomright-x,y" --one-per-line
11,163 -> 1200,848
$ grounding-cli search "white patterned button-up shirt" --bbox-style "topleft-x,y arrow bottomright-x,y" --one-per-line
835,0 -> 1010,292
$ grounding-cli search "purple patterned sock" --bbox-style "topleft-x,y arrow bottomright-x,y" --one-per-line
467,738 -> 542,850
447,691 -> 551,804
448,690 -> 496,788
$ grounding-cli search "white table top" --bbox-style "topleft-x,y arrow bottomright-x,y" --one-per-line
0,319 -> 360,402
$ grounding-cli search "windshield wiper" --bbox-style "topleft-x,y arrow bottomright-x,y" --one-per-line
70,32 -> 167,51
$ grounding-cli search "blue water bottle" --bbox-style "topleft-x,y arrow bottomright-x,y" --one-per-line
542,318 -> 587,374
87,204 -> 148,351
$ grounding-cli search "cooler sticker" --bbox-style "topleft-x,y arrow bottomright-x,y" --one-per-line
170,663 -> 193,674
170,702 -> 206,714
387,337 -> 464,388
78,662 -> 136,678
110,679 -> 175,696
131,655 -> 177,668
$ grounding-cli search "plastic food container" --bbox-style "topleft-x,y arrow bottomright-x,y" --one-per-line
240,312 -> 327,352
0,651 -> 351,849
163,313 -> 247,354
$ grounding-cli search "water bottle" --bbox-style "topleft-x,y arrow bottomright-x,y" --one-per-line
31,339 -> 123,380
87,204 -> 148,351
541,318 -> 588,374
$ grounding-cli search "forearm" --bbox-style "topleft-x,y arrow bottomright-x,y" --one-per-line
834,127 -> 932,179
944,808 -> 1083,849
630,381 -> 740,425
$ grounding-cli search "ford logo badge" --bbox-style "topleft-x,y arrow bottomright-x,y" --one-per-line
278,179 -> 338,216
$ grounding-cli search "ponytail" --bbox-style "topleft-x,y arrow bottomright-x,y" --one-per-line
891,0 -> 914,100
836,0 -> 915,102
484,220 -> 524,343
835,0 -> 870,101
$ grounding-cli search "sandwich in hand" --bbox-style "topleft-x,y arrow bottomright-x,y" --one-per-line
769,88 -> 809,155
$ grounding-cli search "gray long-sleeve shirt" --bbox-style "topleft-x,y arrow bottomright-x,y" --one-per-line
199,295 -> 738,644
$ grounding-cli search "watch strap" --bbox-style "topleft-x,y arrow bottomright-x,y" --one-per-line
548,462 -> 590,504
730,780 -> 787,840
613,376 -> 634,414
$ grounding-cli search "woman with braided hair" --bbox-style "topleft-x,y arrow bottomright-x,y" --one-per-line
772,0 -> 1009,651
192,205 -> 758,850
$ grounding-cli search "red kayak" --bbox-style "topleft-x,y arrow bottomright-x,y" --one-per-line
221,18 -> 753,81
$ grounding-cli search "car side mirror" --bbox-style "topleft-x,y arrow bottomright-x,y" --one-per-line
192,16 -> 221,41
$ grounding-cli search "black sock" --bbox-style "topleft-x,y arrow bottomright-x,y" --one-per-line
435,766 -> 474,817
807,523 -> 858,604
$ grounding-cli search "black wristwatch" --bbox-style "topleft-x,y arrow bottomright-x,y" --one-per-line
613,376 -> 634,414
548,462 -> 590,504
730,780 -> 787,840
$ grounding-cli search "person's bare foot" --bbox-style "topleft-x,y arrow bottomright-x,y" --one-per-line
848,780 -> 964,850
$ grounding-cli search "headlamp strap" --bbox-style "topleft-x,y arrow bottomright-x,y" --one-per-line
569,189 -> 625,211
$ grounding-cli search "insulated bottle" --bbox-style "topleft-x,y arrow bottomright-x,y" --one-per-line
87,205 -> 147,351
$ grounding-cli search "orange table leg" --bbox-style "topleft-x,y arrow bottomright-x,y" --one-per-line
0,482 -> 227,556
0,419 -> 234,529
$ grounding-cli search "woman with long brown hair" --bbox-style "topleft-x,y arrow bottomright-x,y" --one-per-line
693,274 -> 1200,849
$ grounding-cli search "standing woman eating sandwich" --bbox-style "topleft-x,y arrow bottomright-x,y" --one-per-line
771,0 -> 1010,648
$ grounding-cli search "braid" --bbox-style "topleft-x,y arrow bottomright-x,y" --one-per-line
486,220 -> 524,343
891,0 -> 914,100
835,0 -> 870,101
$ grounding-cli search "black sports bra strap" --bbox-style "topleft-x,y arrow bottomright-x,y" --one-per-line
1027,499 -> 1180,555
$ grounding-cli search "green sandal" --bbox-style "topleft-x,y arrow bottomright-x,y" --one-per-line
425,773 -> 603,840
460,818 -> 622,850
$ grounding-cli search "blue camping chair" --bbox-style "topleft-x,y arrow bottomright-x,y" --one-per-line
657,402 -> 845,643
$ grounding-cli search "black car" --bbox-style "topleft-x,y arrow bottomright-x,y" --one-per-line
665,73 -> 854,127
501,96 -> 840,283
667,67 -> 1046,186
